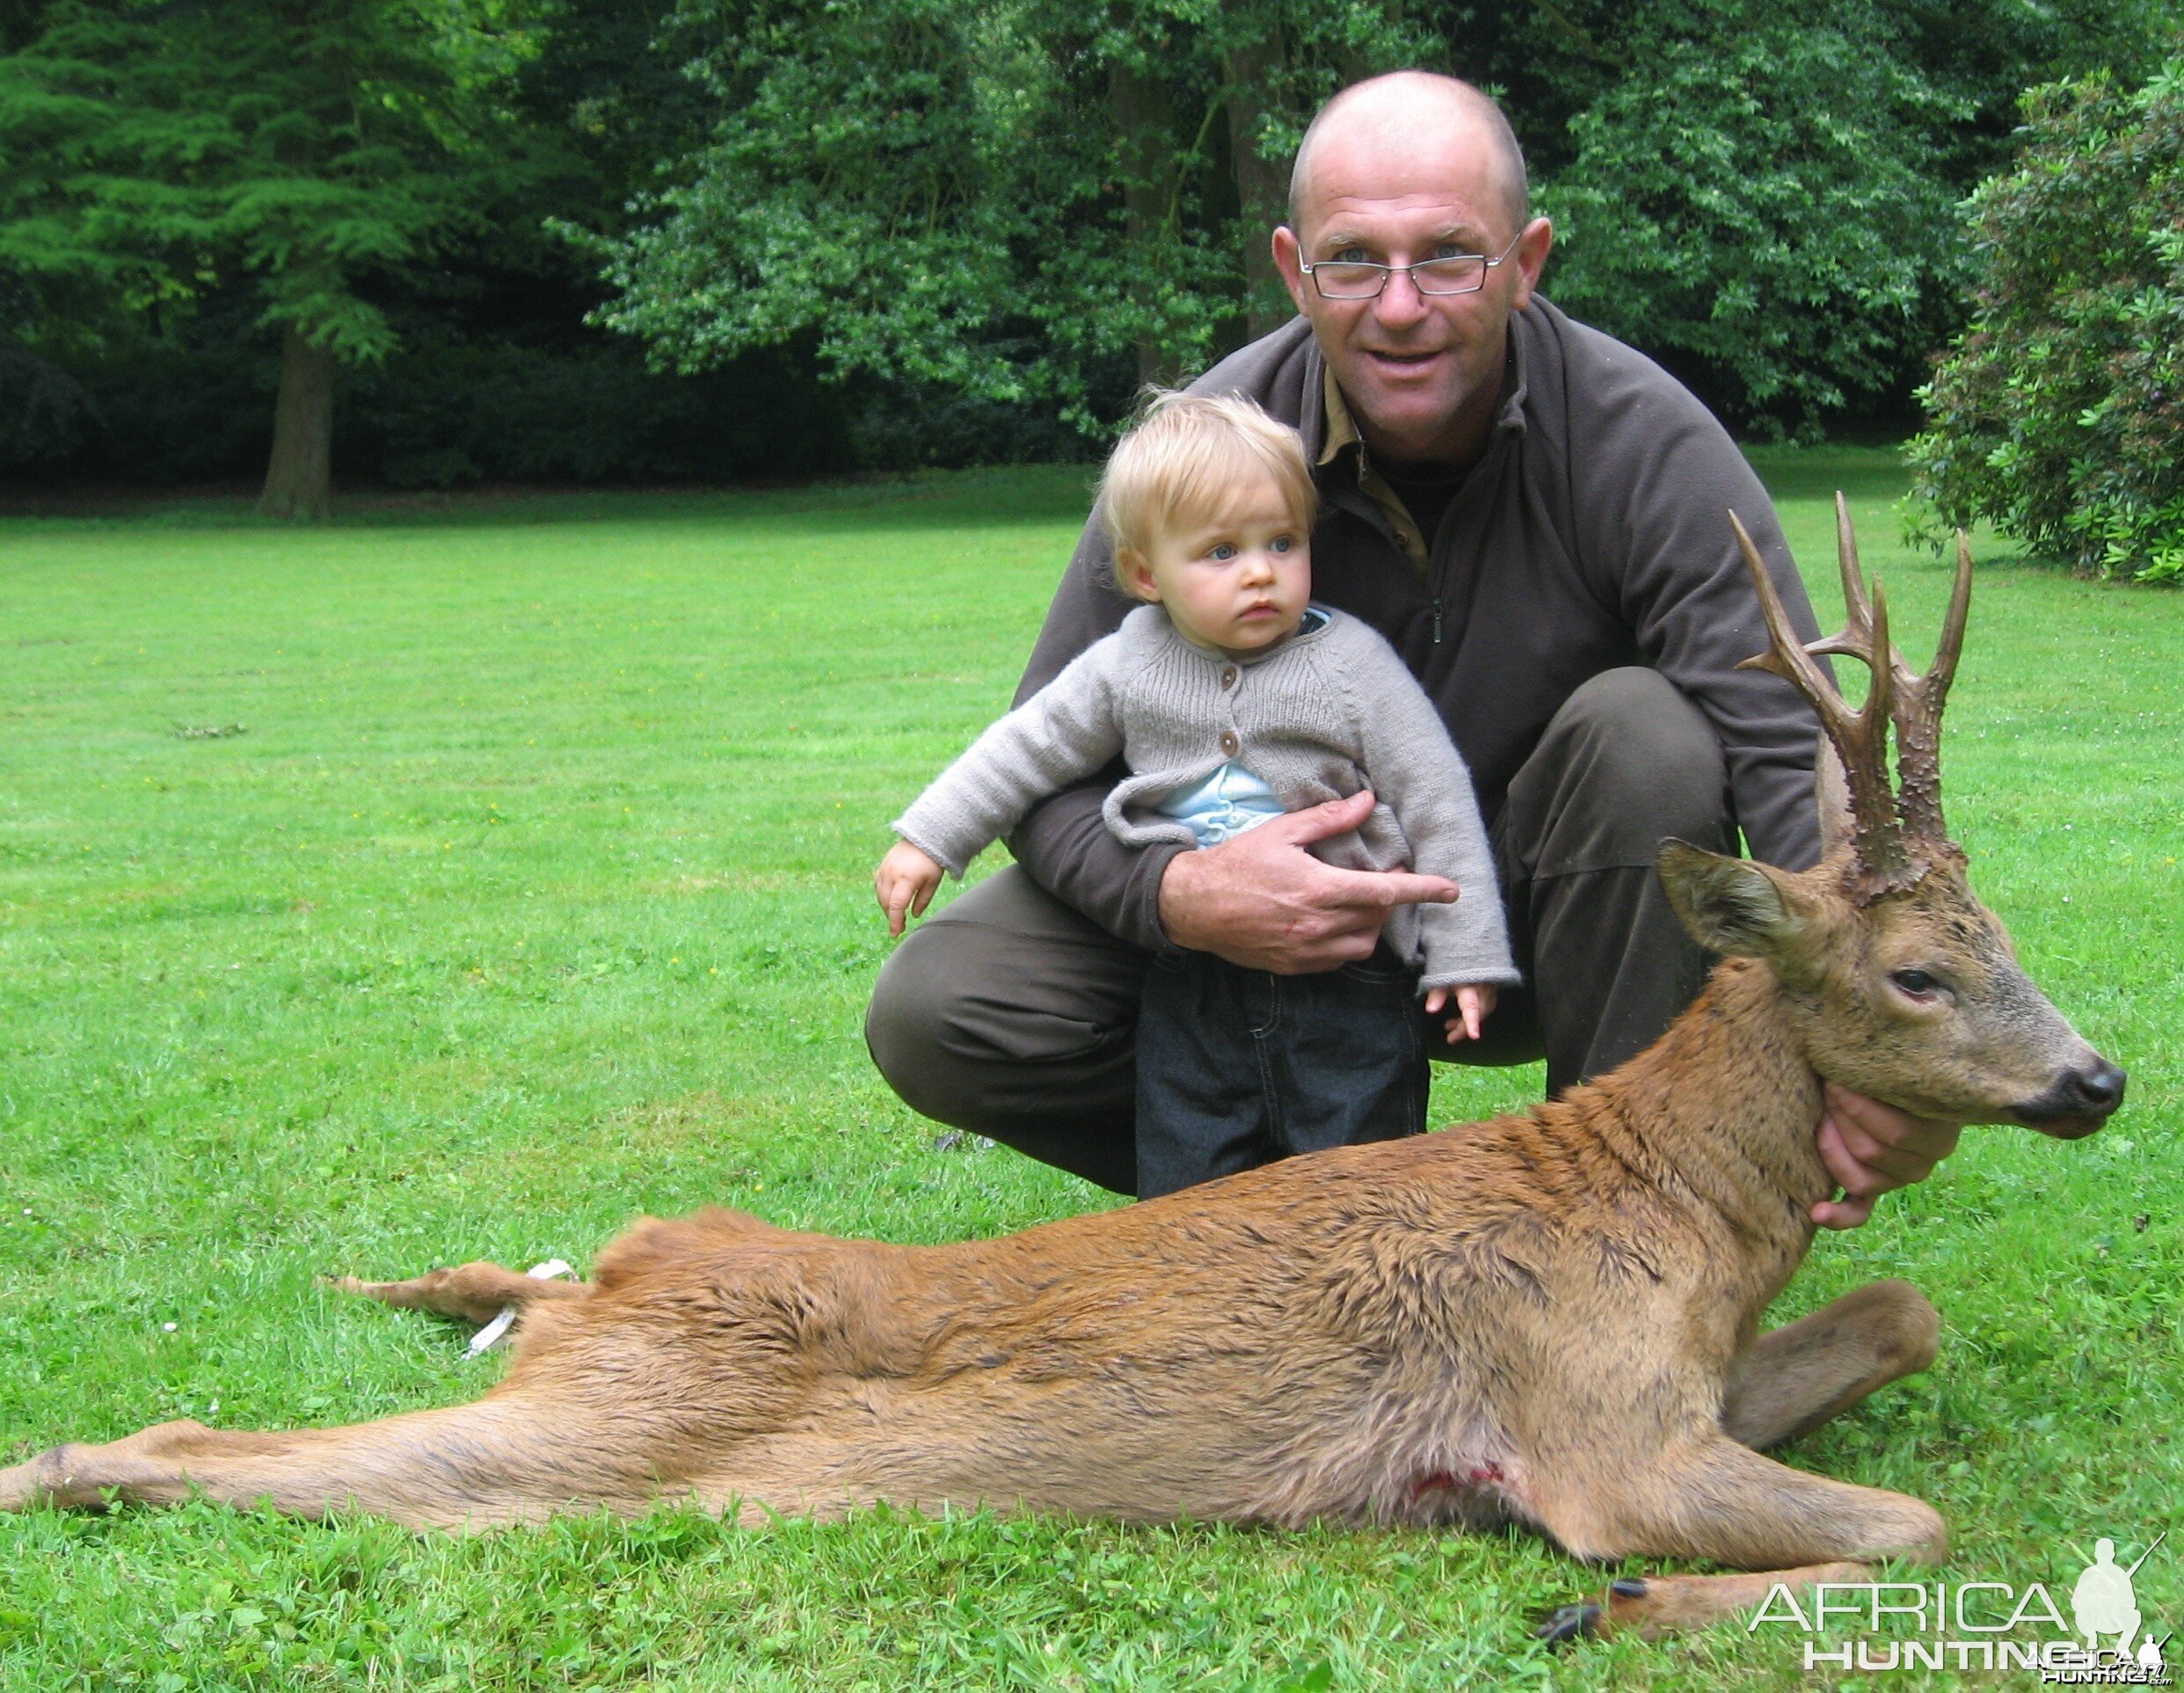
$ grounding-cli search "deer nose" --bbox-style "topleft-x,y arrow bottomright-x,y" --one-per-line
2016,1058 -> 2127,1135
2060,1060 -> 2127,1114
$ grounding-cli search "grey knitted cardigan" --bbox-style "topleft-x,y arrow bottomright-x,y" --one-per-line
893,604 -> 1518,993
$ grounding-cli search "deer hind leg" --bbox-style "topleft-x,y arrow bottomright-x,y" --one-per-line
325,1211 -> 791,1329
1722,1280 -> 1939,1450
1529,1433 -> 1945,1644
0,1394 -> 670,1529
327,1261 -> 593,1327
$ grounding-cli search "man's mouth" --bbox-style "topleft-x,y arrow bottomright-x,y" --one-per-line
1365,347 -> 1442,370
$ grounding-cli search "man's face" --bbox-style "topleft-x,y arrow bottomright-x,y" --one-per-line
1272,115 -> 1551,465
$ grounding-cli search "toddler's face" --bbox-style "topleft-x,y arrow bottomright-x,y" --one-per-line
1121,471 -> 1311,654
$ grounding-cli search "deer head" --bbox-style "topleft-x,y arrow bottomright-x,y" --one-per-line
1658,498 -> 2125,1139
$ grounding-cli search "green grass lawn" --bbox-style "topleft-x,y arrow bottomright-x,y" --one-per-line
0,453 -> 2176,1690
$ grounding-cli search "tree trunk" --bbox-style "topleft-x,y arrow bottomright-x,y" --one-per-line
1109,61 -> 1179,390
258,322 -> 335,521
1224,42 -> 1289,343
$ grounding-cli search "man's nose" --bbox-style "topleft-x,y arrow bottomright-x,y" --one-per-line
1372,267 -> 1431,328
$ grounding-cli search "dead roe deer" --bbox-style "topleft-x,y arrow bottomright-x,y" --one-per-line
0,501 -> 2125,1641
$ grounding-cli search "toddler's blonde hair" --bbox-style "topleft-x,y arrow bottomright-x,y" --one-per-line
1098,390 -> 1317,569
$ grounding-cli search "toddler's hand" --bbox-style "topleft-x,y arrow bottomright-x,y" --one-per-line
876,842 -> 943,937
1423,982 -> 1498,1044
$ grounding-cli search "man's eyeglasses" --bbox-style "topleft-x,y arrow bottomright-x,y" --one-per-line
1298,231 -> 1524,300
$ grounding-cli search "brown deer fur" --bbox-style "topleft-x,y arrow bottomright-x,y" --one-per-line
0,507 -> 2125,1641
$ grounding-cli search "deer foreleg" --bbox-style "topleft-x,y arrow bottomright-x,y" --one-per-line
327,1261 -> 593,1327
0,1396 -> 663,1530
1526,1433 -> 1944,1642
1721,1280 -> 1939,1450
1539,1560 -> 1873,1644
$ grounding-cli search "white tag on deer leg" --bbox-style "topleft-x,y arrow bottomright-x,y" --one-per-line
467,1259 -> 575,1356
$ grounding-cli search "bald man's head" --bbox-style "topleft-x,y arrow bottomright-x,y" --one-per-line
1286,72 -> 1529,238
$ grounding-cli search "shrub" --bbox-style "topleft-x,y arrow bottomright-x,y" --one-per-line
1905,57 -> 2184,583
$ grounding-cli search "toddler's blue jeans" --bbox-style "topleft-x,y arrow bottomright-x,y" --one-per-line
1132,945 -> 1428,1199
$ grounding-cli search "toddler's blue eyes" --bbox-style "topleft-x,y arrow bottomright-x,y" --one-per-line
1270,536 -> 1293,554
1210,544 -> 1236,560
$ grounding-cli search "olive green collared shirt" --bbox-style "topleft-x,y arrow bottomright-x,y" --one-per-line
1316,369 -> 1432,576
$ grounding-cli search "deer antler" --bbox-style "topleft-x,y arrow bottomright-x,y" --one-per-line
1729,507 -> 1920,899
1804,494 -> 1973,848
1730,499 -> 1977,897
1886,526 -> 1974,846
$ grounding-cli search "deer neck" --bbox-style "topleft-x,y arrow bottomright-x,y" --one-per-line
1584,959 -> 1831,1280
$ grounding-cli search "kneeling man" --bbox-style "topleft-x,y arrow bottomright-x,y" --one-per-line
867,71 -> 1959,1217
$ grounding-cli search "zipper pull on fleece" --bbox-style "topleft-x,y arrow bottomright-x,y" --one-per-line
1431,597 -> 1444,645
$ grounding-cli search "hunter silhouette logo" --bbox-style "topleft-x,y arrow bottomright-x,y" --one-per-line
2074,1536 -> 2151,1653
1748,1529 -> 2171,1680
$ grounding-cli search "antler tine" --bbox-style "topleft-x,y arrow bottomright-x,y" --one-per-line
1729,513 -> 1840,706
1835,489 -> 1875,630
1729,509 -> 1916,898
1809,494 -> 1877,666
1889,529 -> 1976,845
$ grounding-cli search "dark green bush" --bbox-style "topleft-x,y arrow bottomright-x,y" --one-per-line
1906,57 -> 2184,582
0,332 -> 97,468
11,300 -> 1092,490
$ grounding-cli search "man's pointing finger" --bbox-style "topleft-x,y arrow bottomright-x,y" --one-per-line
1320,867 -> 1460,909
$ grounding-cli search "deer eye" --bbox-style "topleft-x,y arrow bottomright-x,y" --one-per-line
1889,968 -> 1943,1000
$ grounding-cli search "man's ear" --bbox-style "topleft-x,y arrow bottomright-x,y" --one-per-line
1656,840 -> 1804,958
1508,215 -> 1553,310
1115,547 -> 1161,602
1270,225 -> 1312,317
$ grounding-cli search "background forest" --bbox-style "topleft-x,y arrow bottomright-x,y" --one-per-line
0,0 -> 2180,509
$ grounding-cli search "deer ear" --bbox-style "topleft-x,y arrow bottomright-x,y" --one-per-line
1656,840 -> 1803,958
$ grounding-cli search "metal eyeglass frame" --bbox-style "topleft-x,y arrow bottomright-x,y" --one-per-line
1297,231 -> 1525,300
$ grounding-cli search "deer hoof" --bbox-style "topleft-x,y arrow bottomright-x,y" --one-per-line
1611,1578 -> 1648,1599
1537,1602 -> 1603,1646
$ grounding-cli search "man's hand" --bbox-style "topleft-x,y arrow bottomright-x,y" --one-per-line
1157,790 -> 1460,974
1810,1081 -> 1963,1230
875,841 -> 944,938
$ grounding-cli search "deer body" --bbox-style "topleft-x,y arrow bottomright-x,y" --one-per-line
0,505 -> 2124,1641
0,955 -> 1943,1585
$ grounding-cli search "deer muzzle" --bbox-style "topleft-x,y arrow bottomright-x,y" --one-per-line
2012,1057 -> 2128,1140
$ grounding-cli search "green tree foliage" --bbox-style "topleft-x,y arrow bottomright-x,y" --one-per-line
0,0 -> 897,493
1906,56 -> 2184,581
0,0 -> 506,514
584,0 -> 2180,442
1533,3 -> 1968,437
586,0 -> 1431,431
7,0 -> 2179,489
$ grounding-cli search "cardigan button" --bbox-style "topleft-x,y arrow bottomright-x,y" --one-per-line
1218,730 -> 1240,756
1219,665 -> 1239,689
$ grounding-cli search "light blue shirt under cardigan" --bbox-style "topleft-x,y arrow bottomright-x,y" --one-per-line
1153,760 -> 1286,846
